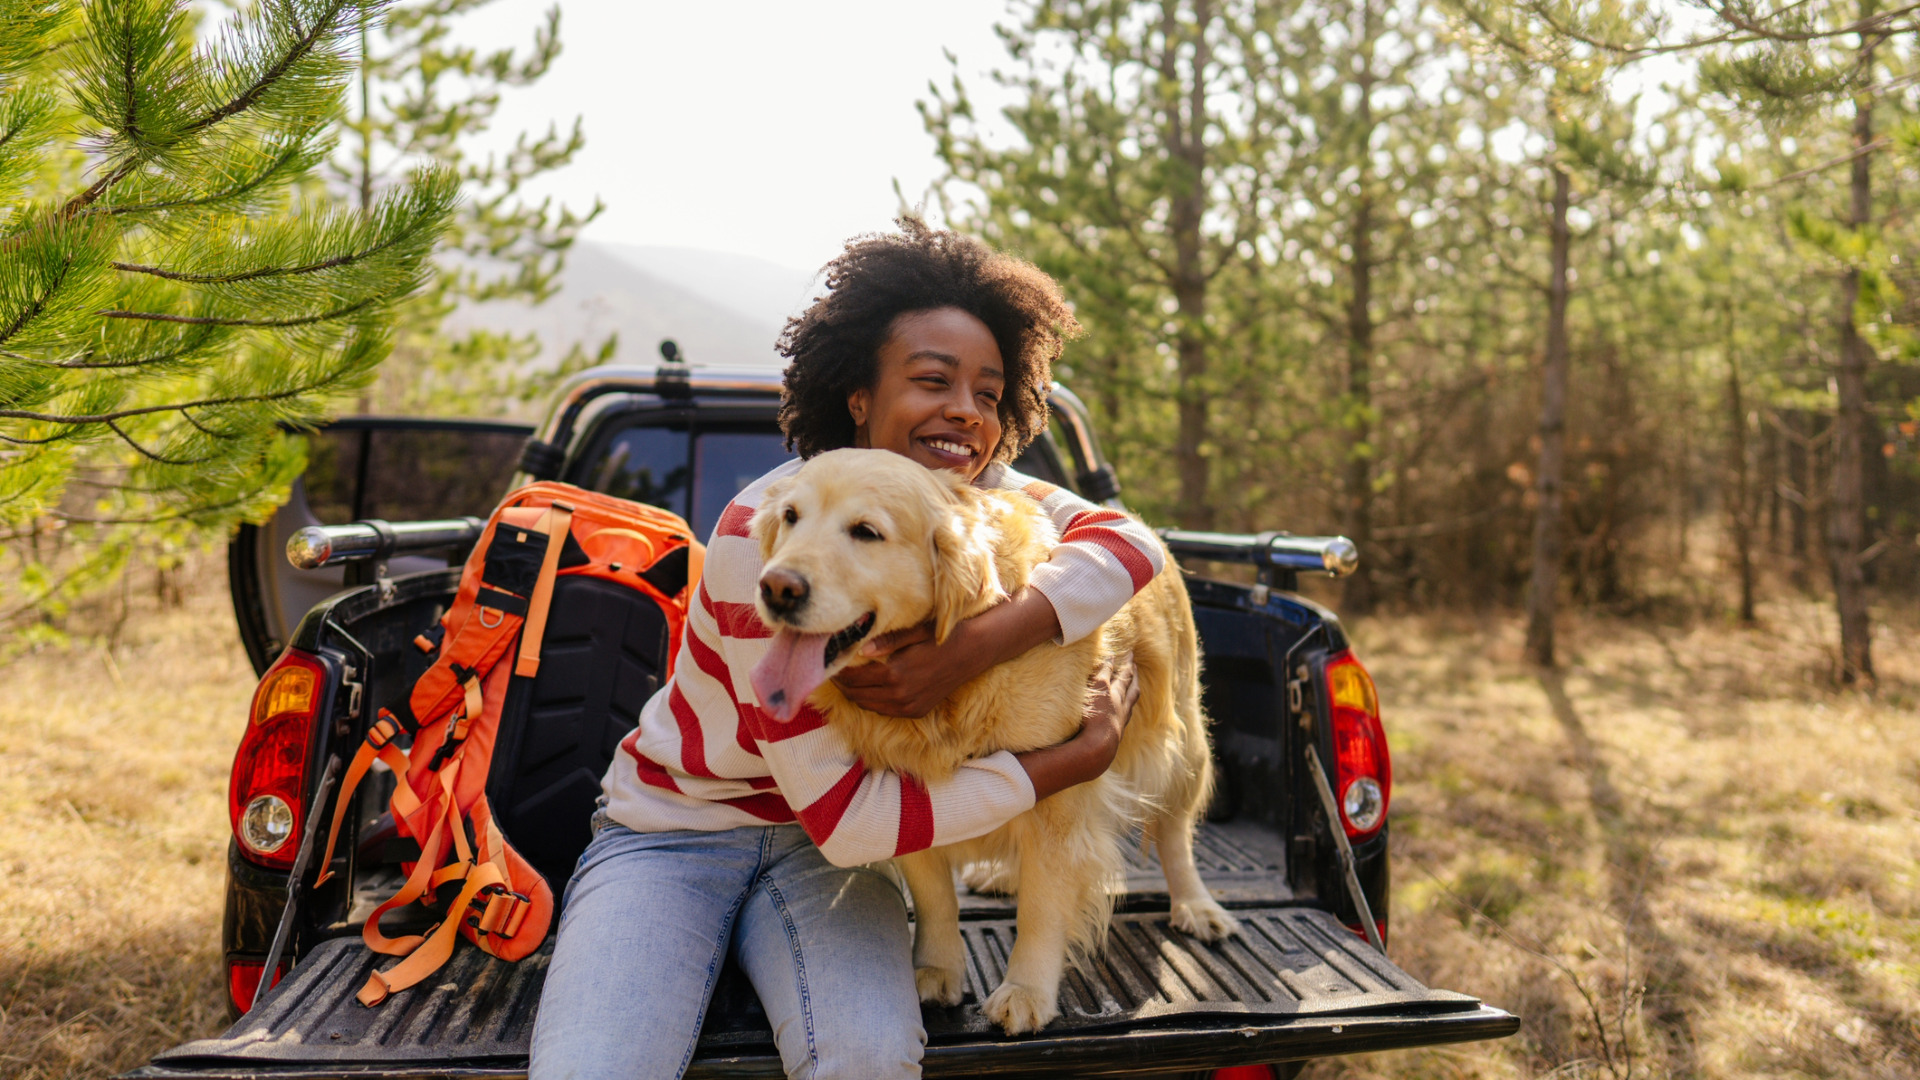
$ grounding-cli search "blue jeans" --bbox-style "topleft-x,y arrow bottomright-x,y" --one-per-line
529,818 -> 925,1080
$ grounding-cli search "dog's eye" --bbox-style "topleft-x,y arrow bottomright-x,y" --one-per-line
849,522 -> 883,542
783,505 -> 798,525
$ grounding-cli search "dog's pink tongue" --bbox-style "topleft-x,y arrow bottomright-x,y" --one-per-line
751,628 -> 832,722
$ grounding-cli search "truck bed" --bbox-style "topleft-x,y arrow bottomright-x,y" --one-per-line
136,824 -> 1514,1079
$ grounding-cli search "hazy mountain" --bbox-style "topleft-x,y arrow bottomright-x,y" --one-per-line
596,243 -> 822,333
445,241 -> 818,371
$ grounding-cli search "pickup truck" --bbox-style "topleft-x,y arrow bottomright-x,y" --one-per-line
130,359 -> 1518,1079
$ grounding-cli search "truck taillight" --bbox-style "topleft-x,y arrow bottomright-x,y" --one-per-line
227,956 -> 287,1013
1325,649 -> 1389,840
228,649 -> 325,869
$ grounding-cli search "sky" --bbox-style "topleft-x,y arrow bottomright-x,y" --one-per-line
460,0 -> 1021,277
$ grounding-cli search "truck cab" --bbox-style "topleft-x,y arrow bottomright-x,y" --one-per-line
131,362 -> 1517,1079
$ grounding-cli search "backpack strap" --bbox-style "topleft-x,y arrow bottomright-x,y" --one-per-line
313,709 -> 419,889
513,502 -> 574,679
357,860 -> 508,1006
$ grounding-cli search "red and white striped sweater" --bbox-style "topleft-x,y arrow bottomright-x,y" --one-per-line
600,456 -> 1166,867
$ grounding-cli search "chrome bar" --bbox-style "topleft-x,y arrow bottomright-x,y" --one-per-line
287,517 -> 486,570
1157,529 -> 1360,577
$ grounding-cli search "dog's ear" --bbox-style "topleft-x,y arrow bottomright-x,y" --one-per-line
929,490 -> 1003,644
750,478 -> 794,562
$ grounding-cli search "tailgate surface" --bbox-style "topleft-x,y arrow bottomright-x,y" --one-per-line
153,908 -> 1485,1073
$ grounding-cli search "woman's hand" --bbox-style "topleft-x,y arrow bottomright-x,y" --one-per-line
832,588 -> 1062,718
1014,653 -> 1140,803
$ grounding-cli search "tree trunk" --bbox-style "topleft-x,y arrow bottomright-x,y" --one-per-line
1342,17 -> 1379,613
1831,29 -> 1876,683
1762,414 -> 1780,555
1525,166 -> 1573,668
1167,0 -> 1214,530
1725,330 -> 1756,623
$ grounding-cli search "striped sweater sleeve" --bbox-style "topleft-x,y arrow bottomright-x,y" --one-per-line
995,468 -> 1167,645
702,498 -> 1037,868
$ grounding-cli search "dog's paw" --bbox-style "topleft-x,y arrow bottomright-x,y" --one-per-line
1170,897 -> 1239,942
959,860 -> 1016,896
915,965 -> 965,1007
983,980 -> 1059,1035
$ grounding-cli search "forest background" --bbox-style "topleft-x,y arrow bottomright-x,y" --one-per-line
4,0 -> 1918,681
2,1 -> 1918,1078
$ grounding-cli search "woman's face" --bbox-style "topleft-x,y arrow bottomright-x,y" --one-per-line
848,307 -> 1005,481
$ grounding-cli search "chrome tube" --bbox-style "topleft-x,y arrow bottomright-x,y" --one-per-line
1157,529 -> 1360,577
286,517 -> 486,570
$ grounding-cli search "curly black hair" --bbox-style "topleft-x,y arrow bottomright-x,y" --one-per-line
776,218 -> 1081,462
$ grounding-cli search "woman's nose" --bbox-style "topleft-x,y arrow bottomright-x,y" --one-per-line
943,388 -> 981,426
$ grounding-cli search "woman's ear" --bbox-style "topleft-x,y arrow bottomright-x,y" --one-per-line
846,387 -> 870,432
750,478 -> 793,562
929,492 -> 1003,644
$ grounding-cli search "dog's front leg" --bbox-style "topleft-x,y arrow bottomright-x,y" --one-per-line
896,848 -> 966,1006
982,841 -> 1077,1035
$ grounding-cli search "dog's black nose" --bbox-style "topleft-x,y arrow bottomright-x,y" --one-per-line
760,568 -> 810,616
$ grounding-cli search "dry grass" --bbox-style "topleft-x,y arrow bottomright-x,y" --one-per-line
0,554 -> 252,1079
1310,599 -> 1920,1080
3,557 -> 1916,1079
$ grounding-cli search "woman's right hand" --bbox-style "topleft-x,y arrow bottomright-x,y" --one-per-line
1078,653 -> 1140,755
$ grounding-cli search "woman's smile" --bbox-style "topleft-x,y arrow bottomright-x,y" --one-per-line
847,306 -> 1006,481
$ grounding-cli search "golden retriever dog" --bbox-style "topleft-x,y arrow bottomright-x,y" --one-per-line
747,448 -> 1235,1035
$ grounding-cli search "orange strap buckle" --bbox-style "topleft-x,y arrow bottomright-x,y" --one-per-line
470,884 -> 532,938
365,713 -> 404,750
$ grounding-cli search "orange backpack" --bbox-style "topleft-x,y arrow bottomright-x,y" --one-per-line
314,482 -> 702,1006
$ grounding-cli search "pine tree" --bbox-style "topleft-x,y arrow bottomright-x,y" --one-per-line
0,0 -> 454,631
922,0 -> 1294,529
341,0 -> 603,416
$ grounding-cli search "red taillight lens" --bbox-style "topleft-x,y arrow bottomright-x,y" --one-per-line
228,649 -> 326,869
1345,919 -> 1390,948
227,957 -> 287,1013
1326,650 -> 1390,840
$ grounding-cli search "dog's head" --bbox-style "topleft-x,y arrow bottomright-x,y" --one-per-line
747,448 -> 1003,721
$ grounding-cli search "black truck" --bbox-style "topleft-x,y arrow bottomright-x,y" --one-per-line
129,361 -> 1517,1079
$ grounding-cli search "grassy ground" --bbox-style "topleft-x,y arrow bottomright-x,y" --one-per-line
2,560 -> 1915,1077
0,557 -> 249,1079
1310,601 -> 1920,1079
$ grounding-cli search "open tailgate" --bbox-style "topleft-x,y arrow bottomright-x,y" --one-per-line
133,901 -> 1513,1077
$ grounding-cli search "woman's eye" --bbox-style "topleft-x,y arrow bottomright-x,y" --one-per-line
849,523 -> 883,542
783,506 -> 798,525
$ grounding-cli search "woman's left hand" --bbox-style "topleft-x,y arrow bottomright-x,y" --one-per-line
831,588 -> 1063,718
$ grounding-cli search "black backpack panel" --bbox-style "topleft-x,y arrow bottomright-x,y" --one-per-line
487,574 -> 670,891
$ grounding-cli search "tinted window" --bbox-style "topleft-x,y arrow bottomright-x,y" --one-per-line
588,425 -> 691,521
578,422 -> 796,540
692,431 -> 795,537
303,425 -> 528,524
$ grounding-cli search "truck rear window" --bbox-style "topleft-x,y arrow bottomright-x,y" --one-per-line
581,425 -> 795,540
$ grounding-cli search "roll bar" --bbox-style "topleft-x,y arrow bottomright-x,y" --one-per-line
1157,529 -> 1359,582
286,518 -> 486,570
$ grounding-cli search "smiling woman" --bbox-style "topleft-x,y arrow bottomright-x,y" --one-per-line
528,220 -> 1158,1080
776,217 -> 1078,465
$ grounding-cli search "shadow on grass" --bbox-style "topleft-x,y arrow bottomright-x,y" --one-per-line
1537,667 -> 1699,1078
0,926 -> 228,1080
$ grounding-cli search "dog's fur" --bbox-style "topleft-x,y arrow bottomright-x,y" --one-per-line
750,449 -> 1235,1034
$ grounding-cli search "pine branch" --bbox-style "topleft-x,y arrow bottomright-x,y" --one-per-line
0,376 -> 347,424
96,293 -> 382,326
185,0 -> 358,134
112,229 -> 414,284
103,416 -> 209,464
